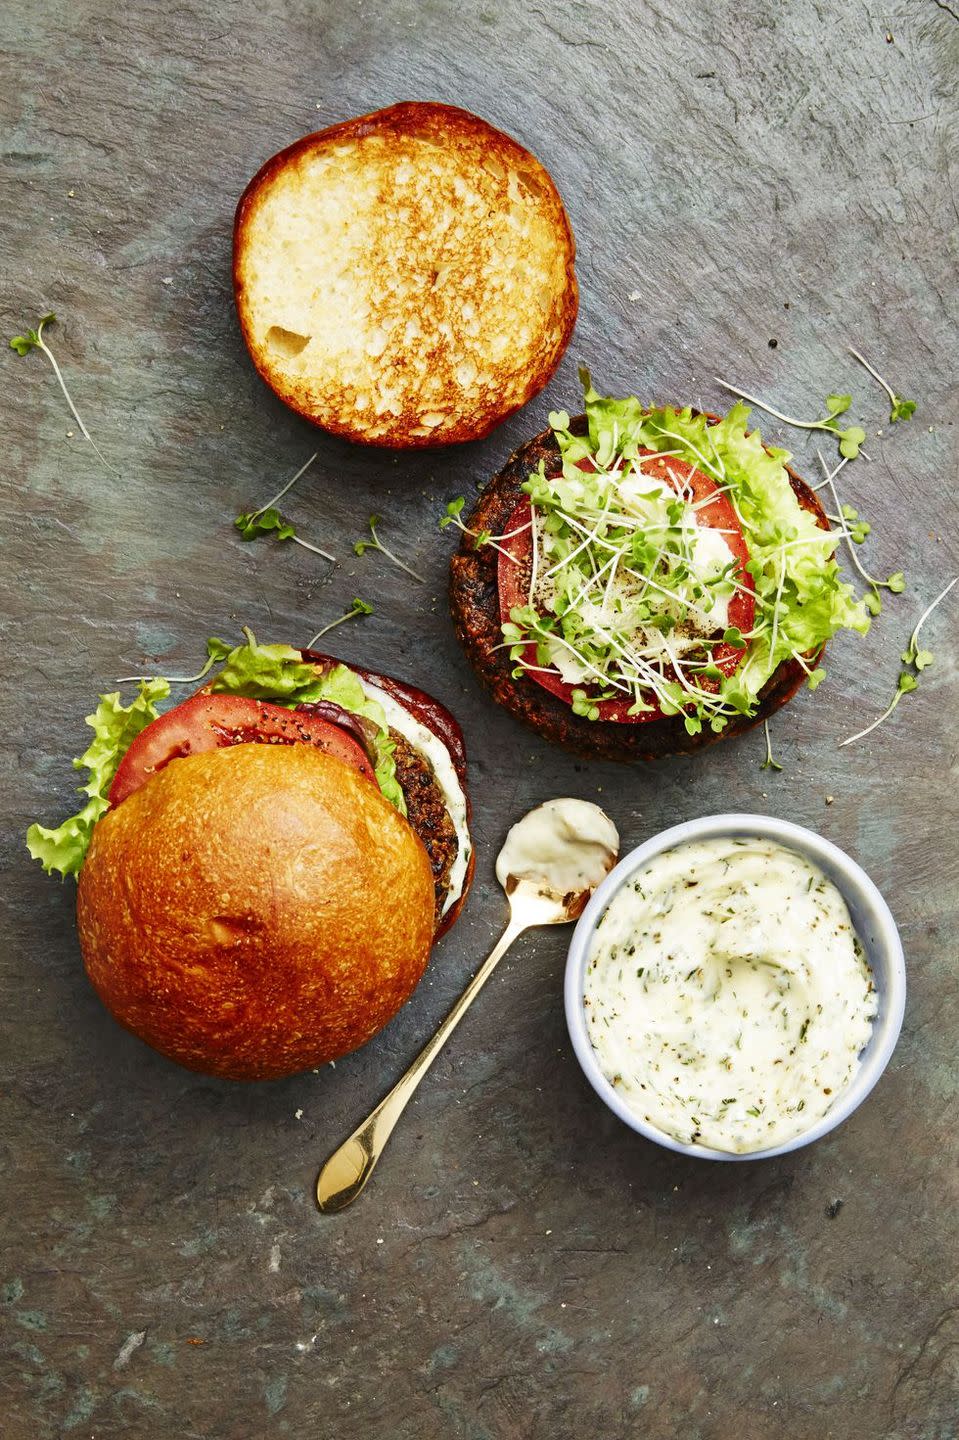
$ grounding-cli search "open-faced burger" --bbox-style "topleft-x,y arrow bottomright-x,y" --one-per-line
27,632 -> 473,1079
448,372 -> 870,760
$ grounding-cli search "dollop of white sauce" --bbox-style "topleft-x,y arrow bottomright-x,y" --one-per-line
584,836 -> 878,1153
496,798 -> 619,898
360,678 -> 471,917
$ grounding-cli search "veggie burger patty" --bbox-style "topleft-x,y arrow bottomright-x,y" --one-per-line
390,729 -> 460,920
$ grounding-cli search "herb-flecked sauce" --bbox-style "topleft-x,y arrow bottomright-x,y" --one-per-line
584,836 -> 877,1153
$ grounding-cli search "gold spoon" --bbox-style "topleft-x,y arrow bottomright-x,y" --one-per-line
316,799 -> 619,1213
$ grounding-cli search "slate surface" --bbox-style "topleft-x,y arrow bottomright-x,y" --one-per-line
2,1 -> 958,1437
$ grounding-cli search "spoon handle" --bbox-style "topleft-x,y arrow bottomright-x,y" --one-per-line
316,916 -> 527,1213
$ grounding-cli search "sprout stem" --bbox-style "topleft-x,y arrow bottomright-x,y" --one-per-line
714,379 -> 831,433
847,346 -> 896,406
839,689 -> 906,747
908,576 -> 958,657
306,600 -> 372,647
116,663 -> 214,685
247,453 -> 317,523
34,319 -> 119,476
291,534 -> 336,563
761,719 -> 783,771
816,452 -> 890,592
373,539 -> 423,583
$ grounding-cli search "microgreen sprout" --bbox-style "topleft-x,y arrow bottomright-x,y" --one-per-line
840,577 -> 957,745
439,497 -> 526,562
848,347 -> 916,424
839,671 -> 918,746
354,515 -> 424,583
835,504 -> 871,544
816,452 -> 904,614
233,507 -> 335,562
115,638 -> 232,685
714,378 -> 868,460
440,498 -> 467,530
901,576 -> 957,670
571,689 -> 601,721
235,507 -> 295,542
234,453 -> 335,561
760,720 -> 783,771
10,312 -> 118,475
306,598 -> 373,648
237,452 -> 317,527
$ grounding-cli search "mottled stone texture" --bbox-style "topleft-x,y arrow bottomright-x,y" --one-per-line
1,1 -> 958,1437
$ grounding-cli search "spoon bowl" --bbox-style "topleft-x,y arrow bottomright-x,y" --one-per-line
501,875 -> 593,926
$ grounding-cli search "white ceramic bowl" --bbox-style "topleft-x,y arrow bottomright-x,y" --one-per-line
564,813 -> 906,1161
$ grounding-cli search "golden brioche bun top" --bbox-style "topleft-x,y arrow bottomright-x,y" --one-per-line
76,745 -> 436,1080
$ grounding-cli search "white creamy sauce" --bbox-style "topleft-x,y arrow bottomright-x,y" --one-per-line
496,798 -> 619,898
360,678 -> 471,916
584,836 -> 877,1153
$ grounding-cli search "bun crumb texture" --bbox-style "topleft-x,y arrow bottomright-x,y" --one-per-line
76,746 -> 436,1080
234,101 -> 578,448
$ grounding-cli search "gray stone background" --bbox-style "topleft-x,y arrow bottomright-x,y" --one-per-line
2,1 -> 958,1437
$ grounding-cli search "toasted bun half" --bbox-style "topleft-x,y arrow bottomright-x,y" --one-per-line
450,415 -> 829,761
233,101 -> 578,448
76,745 -> 436,1080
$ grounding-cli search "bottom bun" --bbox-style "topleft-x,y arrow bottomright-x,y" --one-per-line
77,744 -> 436,1080
450,416 -> 827,761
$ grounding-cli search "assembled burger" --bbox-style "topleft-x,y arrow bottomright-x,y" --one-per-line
28,634 -> 473,1080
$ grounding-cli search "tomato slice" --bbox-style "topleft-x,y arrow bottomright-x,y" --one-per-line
497,451 -> 755,724
109,693 -> 376,806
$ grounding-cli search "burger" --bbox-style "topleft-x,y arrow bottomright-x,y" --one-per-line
448,371 -> 870,760
27,633 -> 473,1080
233,101 -> 578,448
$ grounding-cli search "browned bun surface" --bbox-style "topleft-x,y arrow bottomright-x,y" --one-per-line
449,415 -> 829,761
76,745 -> 436,1080
233,101 -> 578,448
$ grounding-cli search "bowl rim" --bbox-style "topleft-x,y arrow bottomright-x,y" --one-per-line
564,811 -> 906,1161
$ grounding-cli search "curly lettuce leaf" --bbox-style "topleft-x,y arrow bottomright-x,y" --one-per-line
549,375 -> 869,722
209,629 -> 406,813
26,678 -> 170,878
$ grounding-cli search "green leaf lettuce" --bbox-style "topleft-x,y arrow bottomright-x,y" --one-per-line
26,678 -> 170,877
209,631 -> 405,814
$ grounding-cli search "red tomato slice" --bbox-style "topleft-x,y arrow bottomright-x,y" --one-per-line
497,451 -> 755,724
109,693 -> 375,806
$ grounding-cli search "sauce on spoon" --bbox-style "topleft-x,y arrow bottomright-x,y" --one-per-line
496,798 -> 620,900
